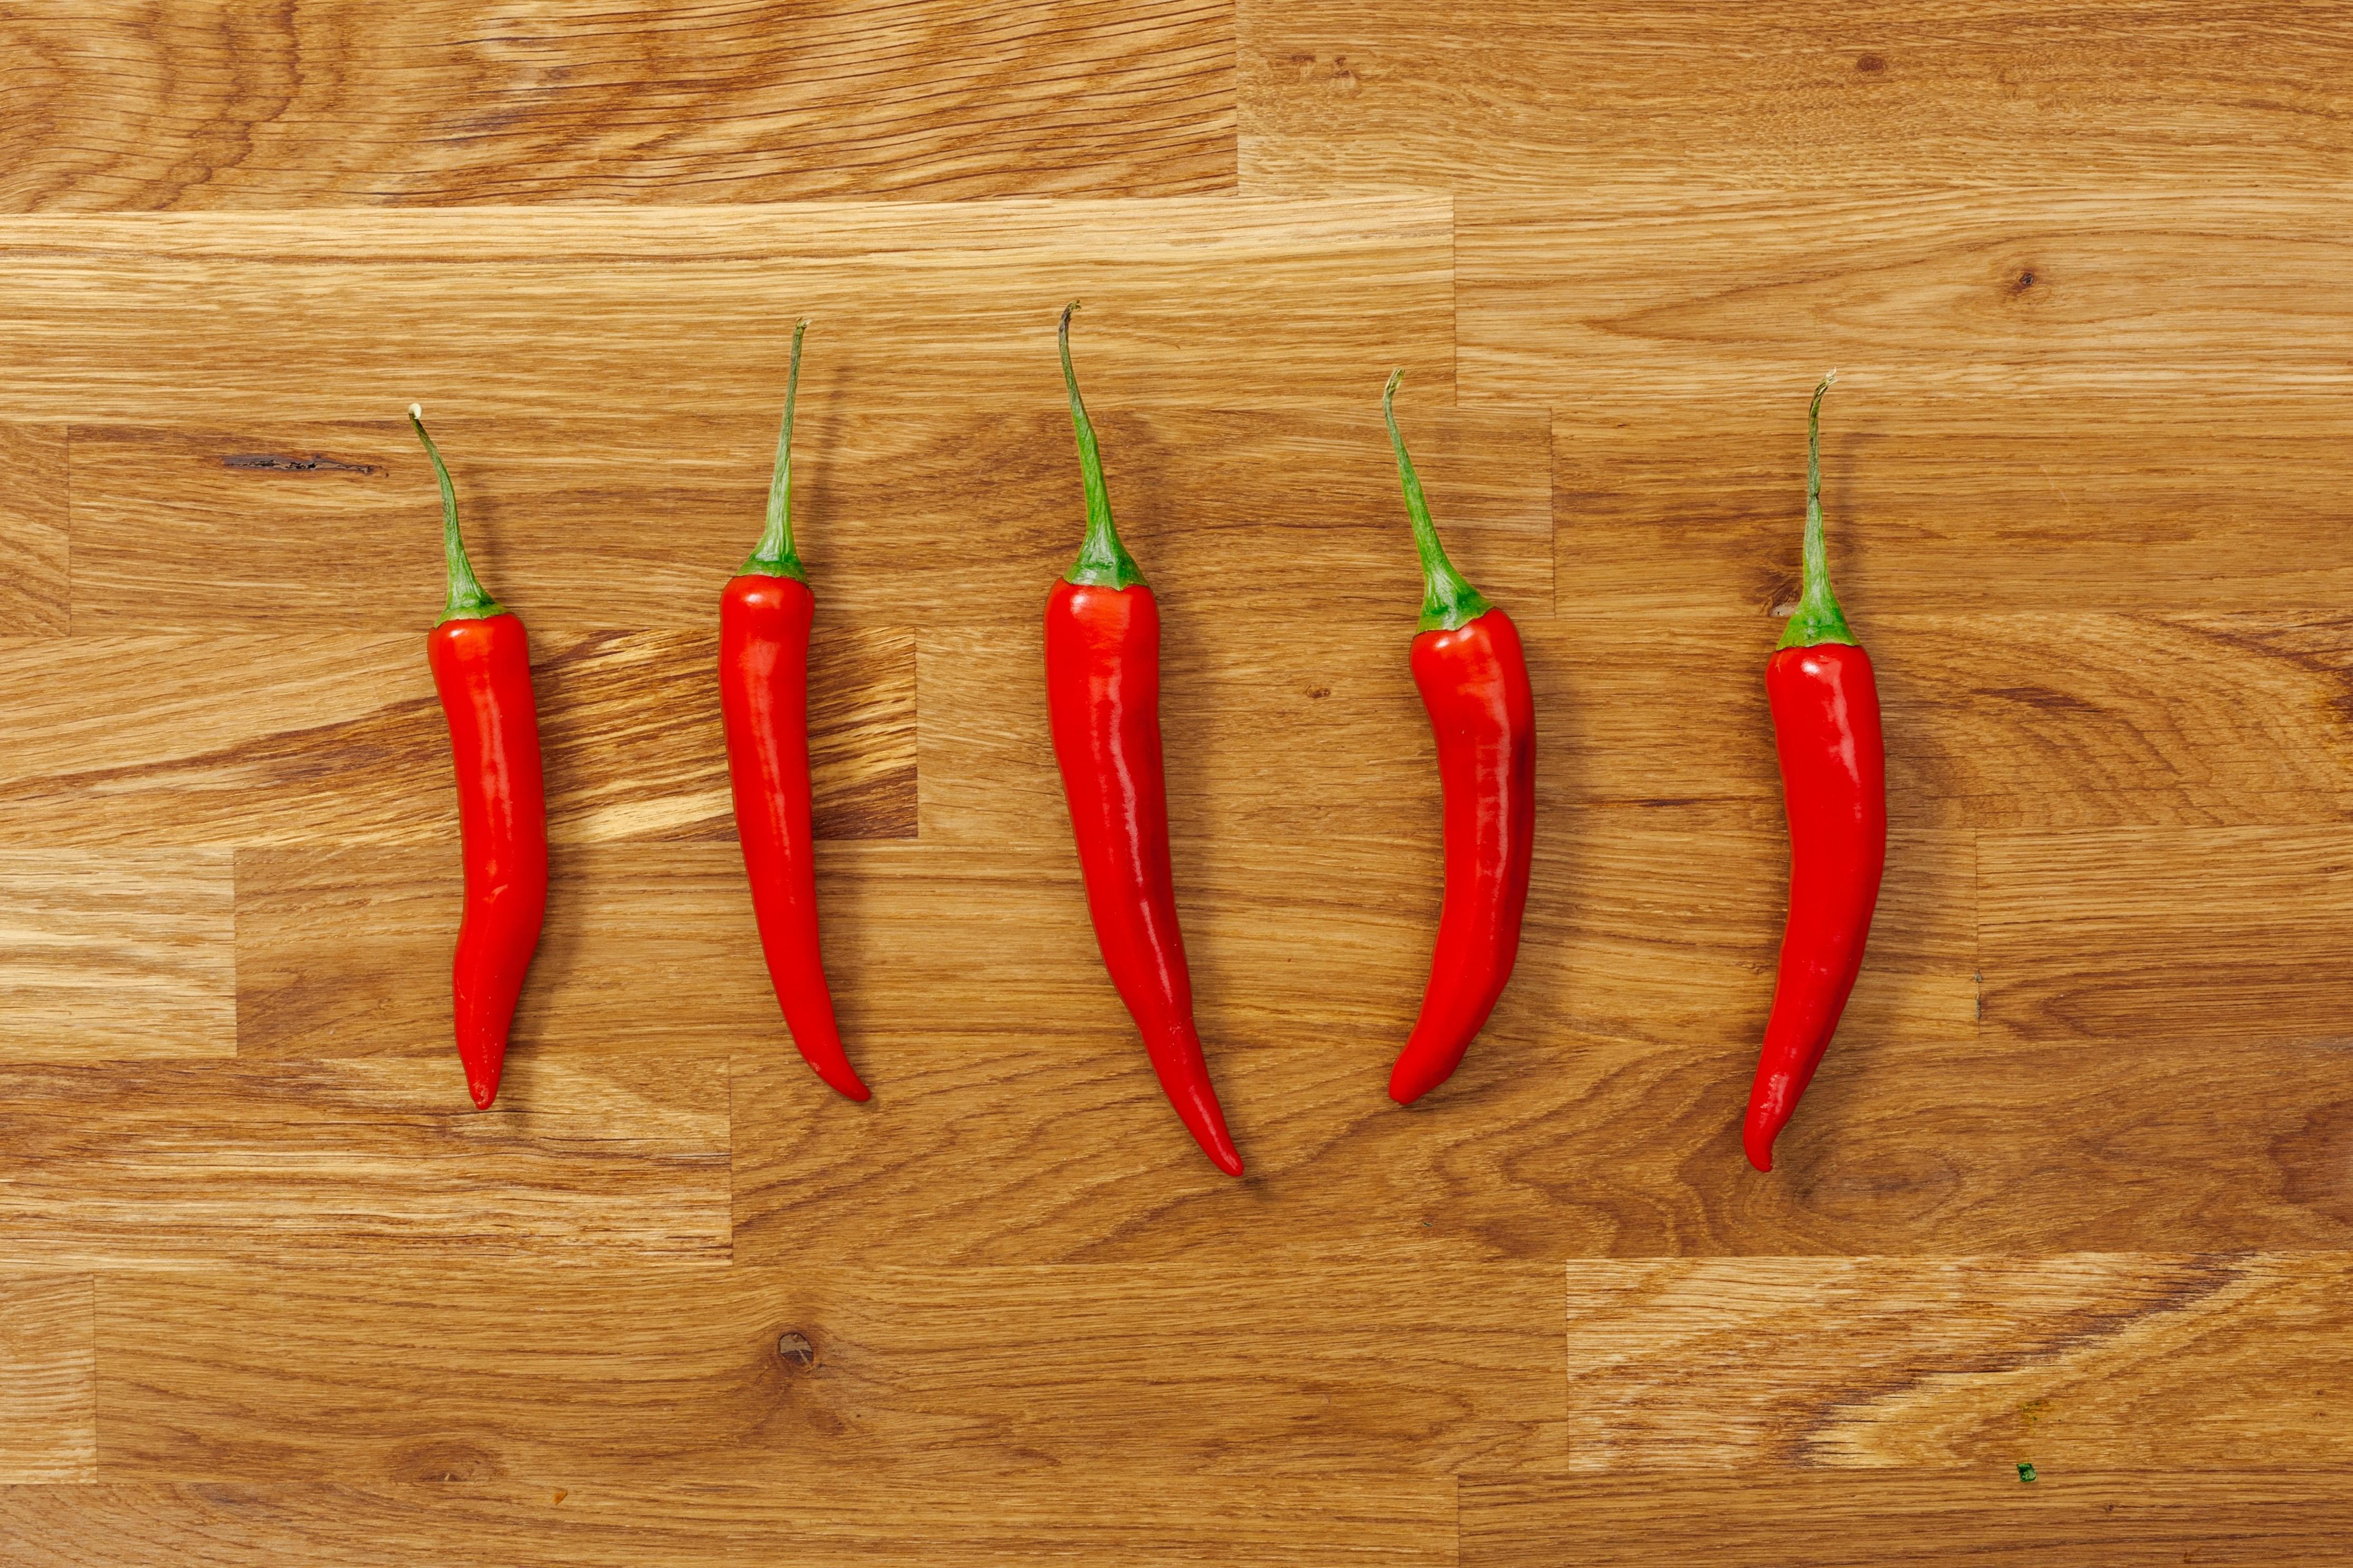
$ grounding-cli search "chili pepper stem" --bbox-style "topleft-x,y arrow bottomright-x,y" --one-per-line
1059,302 -> 1146,591
1778,370 -> 1859,650
741,319 -> 812,581
410,404 -> 504,626
1383,370 -> 1493,633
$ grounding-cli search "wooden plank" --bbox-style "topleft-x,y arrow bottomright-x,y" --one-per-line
729,824 -> 1978,1262
731,1014 -> 2352,1265
922,614 -> 2353,841
0,1478 -> 1453,1566
915,616 -> 1771,838
1556,390 -> 2353,616
0,1276 -> 95,1483
854,828 -> 1971,1051
1882,614 -> 2353,830
237,842 -> 818,1059
1457,188 -> 2353,421
0,202 -> 1452,422
94,1261 -> 1559,1478
237,801 -> 1971,1058
914,615 -> 1780,838
0,850 -> 234,1061
732,1038 -> 1694,1265
1240,2 -> 2353,194
1974,826 -> 2353,1247
1459,1470 -> 2353,1567
0,1055 -> 728,1265
66,405 -> 1550,631
1738,1030 -> 2353,1254
1982,827 -> 2353,1047
0,627 -> 912,847
1554,1253 -> 2353,1471
0,425 -> 68,635
0,1 -> 1235,210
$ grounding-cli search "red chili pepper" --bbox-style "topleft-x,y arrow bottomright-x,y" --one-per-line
1045,304 -> 1242,1177
412,406 -> 548,1111
1380,372 -> 1537,1105
720,321 -> 869,1102
1744,372 -> 1887,1172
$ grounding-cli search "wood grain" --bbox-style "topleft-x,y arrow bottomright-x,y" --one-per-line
1241,2 -> 2353,194
923,612 -> 2353,845
0,1055 -> 728,1265
828,829 -> 1973,1054
0,202 -> 1452,423
731,983 -> 2353,1265
1458,187 -> 2353,422
1557,390 -> 2353,616
0,850 -> 234,1061
0,1478 -> 1453,1567
94,1261 -> 1559,1479
730,1035 -> 1771,1267
1883,614 -> 2353,829
0,426 -> 67,636
232,805 -> 1971,1064
0,627 -> 912,847
65,405 -> 1549,632
1982,826 -> 2353,1051
0,1 -> 1236,209
237,842 -> 845,1057
0,1276 -> 94,1483
920,621 -> 1639,843
1459,1470 -> 2353,1567
1555,1253 -> 2353,1470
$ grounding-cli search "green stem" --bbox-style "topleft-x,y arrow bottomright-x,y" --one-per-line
1383,369 -> 1491,633
1778,370 -> 1858,649
1059,302 -> 1145,590
741,318 -> 810,580
410,404 -> 503,624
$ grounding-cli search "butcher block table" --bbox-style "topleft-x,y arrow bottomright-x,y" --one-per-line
3,5 -> 2351,1563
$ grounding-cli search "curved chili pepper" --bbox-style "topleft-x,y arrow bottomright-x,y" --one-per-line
1744,372 -> 1887,1172
720,321 -> 869,1102
1381,372 -> 1537,1105
1044,303 -> 1242,1177
412,406 -> 548,1111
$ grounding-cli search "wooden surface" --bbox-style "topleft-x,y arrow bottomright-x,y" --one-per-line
3,3 -> 2350,1562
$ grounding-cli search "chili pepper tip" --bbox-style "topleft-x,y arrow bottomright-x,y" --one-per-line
1389,1053 -> 1446,1107
816,1062 -> 873,1103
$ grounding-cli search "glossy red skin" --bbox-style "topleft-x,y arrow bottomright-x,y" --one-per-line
1745,642 -> 1886,1171
1044,579 -> 1242,1176
427,612 -> 548,1110
1389,608 -> 1537,1104
720,573 -> 868,1102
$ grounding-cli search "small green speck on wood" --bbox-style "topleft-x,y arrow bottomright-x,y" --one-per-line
2017,1461 -> 2038,1484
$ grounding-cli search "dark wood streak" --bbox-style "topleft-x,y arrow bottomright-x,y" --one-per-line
219,453 -> 378,474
